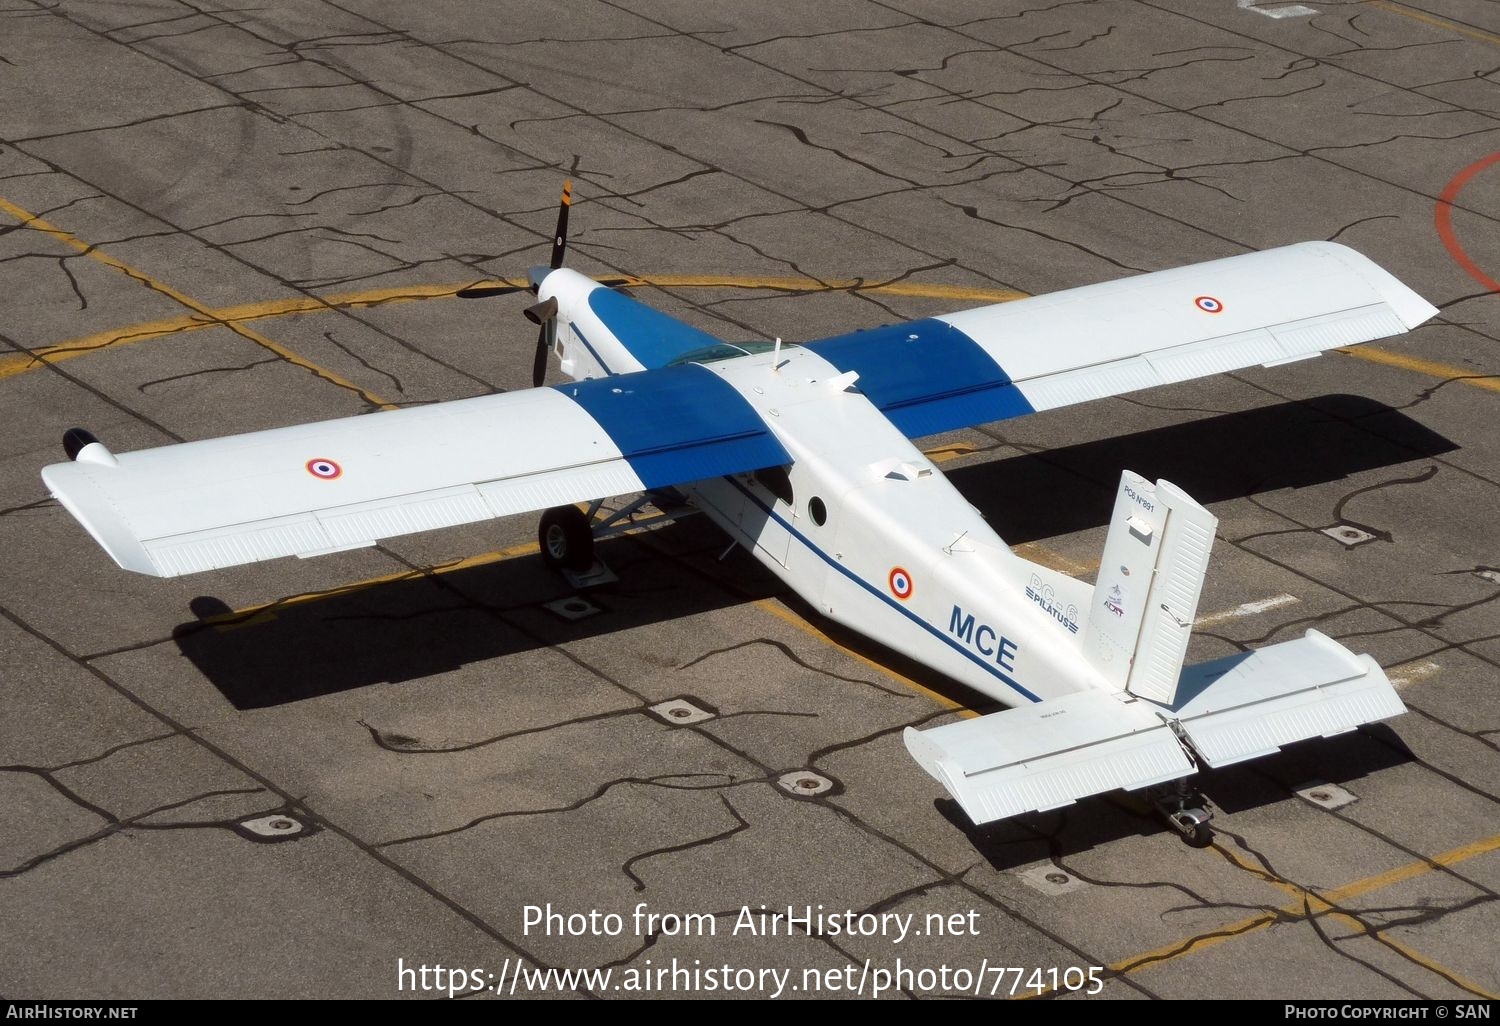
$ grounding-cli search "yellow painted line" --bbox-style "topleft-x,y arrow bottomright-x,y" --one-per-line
1340,344 -> 1500,395
0,196 -> 394,408
0,282 -> 518,381
921,442 -> 976,463
1327,907 -> 1498,998
1110,833 -> 1500,989
1324,832 -> 1500,904
1368,0 -> 1500,47
753,597 -> 976,717
0,276 -> 1024,381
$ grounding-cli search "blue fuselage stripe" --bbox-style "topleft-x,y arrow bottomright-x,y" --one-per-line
722,477 -> 1041,704
588,287 -> 724,369
804,318 -> 1036,437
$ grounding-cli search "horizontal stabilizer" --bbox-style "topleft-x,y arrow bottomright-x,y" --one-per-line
1165,630 -> 1405,767
903,691 -> 1193,825
906,630 -> 1405,826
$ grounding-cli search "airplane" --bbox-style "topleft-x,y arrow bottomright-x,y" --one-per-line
40,182 -> 1438,846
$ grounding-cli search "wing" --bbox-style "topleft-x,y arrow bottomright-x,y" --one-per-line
804,241 -> 1438,438
42,364 -> 789,577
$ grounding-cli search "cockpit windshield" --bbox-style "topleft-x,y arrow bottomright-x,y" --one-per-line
666,339 -> 793,367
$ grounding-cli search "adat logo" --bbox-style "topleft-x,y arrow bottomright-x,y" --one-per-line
1104,583 -> 1125,618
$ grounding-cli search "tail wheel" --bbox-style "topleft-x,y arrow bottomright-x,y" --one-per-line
1183,822 -> 1215,848
539,506 -> 594,572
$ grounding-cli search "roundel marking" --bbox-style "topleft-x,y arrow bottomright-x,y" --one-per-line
1194,295 -> 1224,314
306,458 -> 343,480
888,566 -> 914,600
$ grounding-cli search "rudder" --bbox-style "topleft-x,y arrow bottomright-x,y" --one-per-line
1084,471 -> 1217,704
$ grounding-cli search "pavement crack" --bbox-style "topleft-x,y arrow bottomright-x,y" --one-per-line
1327,213 -> 1400,242
54,254 -> 87,310
1329,464 -> 1439,544
0,780 -> 271,878
376,773 -> 741,848
944,199 -> 1147,273
283,181 -> 421,208
0,496 -> 57,516
42,731 -> 178,771
321,329 -> 404,395
348,190 -> 457,217
5,102 -> 245,144
807,708 -> 955,769
1024,25 -> 1115,53
358,706 -> 644,755
678,637 -> 914,696
754,119 -> 923,187
622,792 -> 749,892
1088,51 -> 1257,85
721,20 -> 922,57
137,356 -> 281,392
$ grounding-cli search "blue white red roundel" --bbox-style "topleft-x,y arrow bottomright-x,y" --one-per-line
889,566 -> 914,600
1194,295 -> 1224,314
306,458 -> 342,480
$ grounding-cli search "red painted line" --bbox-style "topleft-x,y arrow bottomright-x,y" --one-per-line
1435,152 -> 1500,293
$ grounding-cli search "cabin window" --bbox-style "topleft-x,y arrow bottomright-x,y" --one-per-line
754,466 -> 794,505
808,496 -> 828,526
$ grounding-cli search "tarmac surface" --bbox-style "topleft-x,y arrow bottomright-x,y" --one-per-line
1,0 -> 1498,1001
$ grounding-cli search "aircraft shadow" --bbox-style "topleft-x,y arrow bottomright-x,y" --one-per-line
951,393 -> 1455,543
175,395 -> 1454,709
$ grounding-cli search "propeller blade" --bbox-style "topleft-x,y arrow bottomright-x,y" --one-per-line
549,179 -> 572,271
532,322 -> 551,388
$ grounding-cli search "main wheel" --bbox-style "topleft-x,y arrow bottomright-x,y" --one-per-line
539,505 -> 594,572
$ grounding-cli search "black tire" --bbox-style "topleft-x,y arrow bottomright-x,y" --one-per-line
539,506 -> 594,572
1183,823 -> 1215,849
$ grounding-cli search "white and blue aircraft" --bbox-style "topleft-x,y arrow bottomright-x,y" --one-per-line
42,184 -> 1437,844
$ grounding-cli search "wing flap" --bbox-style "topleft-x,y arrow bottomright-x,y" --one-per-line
318,485 -> 493,549
144,517 -> 330,577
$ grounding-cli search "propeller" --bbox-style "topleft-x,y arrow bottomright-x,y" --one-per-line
549,178 -> 571,273
451,181 -> 632,387
522,180 -> 573,386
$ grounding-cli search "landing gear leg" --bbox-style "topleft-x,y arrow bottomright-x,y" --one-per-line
1152,778 -> 1215,848
536,494 -> 700,585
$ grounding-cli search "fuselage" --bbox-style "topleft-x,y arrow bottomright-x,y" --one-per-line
537,269 -> 1106,706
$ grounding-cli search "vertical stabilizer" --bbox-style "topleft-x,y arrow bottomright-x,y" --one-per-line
1084,472 -> 1217,703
